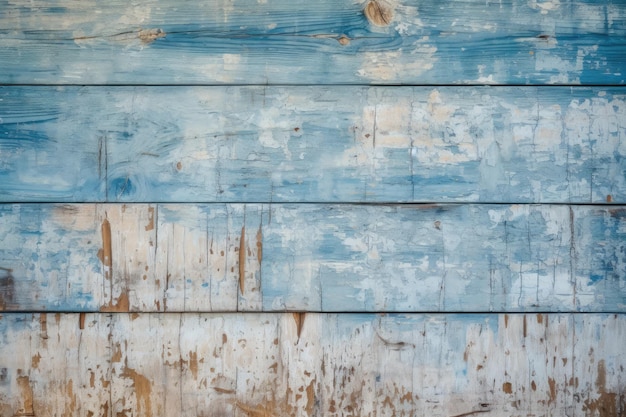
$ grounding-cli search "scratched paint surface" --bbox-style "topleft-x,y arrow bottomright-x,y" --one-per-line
0,0 -> 624,84
1,86 -> 625,203
1,0 -> 625,415
0,313 -> 623,416
1,203 -> 624,312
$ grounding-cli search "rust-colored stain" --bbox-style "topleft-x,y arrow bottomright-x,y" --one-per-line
306,379 -> 316,415
101,292 -> 130,312
98,218 -> 113,278
531,380 -> 537,391
145,206 -> 155,231
64,379 -> 76,416
502,382 -> 513,394
607,194 -> 613,203
16,375 -> 34,415
547,377 -> 557,404
583,360 -> 621,416
39,313 -> 49,340
256,226 -> 263,264
239,226 -> 246,295
100,401 -> 109,417
97,216 -> 118,311
504,314 -> 508,328
293,312 -> 305,339
212,386 -> 235,394
234,401 -> 280,417
31,353 -> 41,369
111,343 -> 123,363
121,367 -> 152,417
188,351 -> 198,380
536,313 -> 543,324
364,0 -> 393,26
79,312 -> 86,330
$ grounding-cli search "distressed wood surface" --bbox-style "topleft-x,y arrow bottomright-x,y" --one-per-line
1,203 -> 624,313
2,86 -> 625,203
0,312 -> 623,417
1,0 -> 624,85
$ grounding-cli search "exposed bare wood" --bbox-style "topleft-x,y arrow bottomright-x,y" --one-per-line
0,313 -> 623,416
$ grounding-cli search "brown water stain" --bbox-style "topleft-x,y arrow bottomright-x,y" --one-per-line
111,343 -> 123,363
547,377 -> 557,404
145,207 -> 155,231
98,218 -> 112,278
31,353 -> 41,369
16,375 -> 34,415
239,226 -> 246,295
121,367 -> 152,417
583,360 -> 621,416
64,379 -> 76,417
39,313 -> 49,340
306,379 -> 316,415
502,382 -> 513,394
189,351 -> 198,380
256,226 -> 263,264
101,292 -> 130,312
212,386 -> 235,394
293,312 -> 305,339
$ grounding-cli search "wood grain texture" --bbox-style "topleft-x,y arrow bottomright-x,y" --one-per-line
2,86 -> 625,203
0,0 -> 624,85
0,312 -> 624,417
1,203 -> 624,312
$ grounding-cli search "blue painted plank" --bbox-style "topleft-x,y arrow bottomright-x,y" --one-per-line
2,86 -> 625,203
0,312 -> 623,415
1,203 -> 623,312
0,88 -> 105,202
261,204 -> 626,312
0,0 -> 624,84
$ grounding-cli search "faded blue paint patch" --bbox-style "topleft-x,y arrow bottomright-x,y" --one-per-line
574,207 -> 626,311
110,177 -> 135,199
0,88 -> 105,202
0,204 -> 101,311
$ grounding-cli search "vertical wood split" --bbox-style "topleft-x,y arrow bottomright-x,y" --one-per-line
239,225 -> 246,295
293,312 -> 305,340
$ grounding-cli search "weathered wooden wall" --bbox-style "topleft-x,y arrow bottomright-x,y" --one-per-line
1,0 -> 625,416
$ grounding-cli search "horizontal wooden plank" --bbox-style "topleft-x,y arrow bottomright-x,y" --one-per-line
0,0 -> 624,85
1,86 -> 625,203
0,312 -> 623,416
1,203 -> 624,312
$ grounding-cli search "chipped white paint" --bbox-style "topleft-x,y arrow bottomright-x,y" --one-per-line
0,313 -> 623,416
